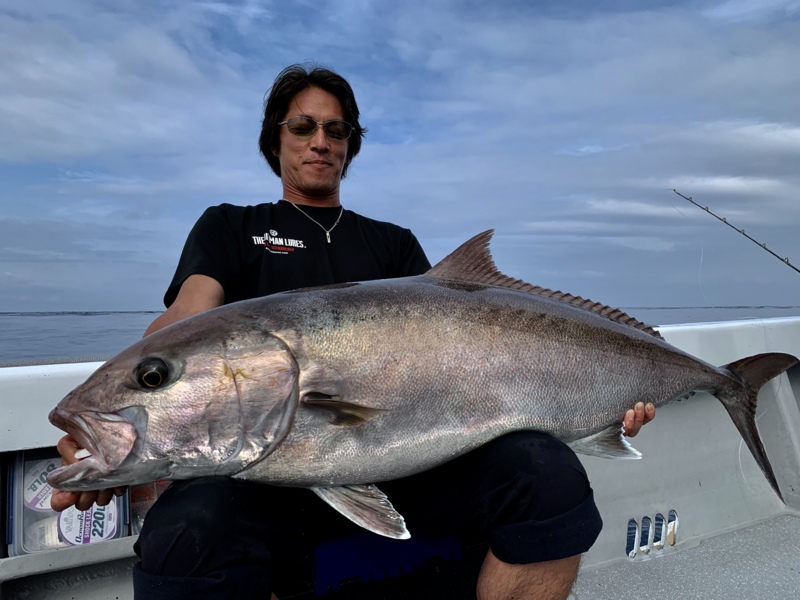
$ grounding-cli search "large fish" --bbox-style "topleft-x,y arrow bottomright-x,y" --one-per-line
48,231 -> 798,539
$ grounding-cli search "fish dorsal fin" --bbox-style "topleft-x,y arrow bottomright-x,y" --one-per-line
427,230 -> 500,283
427,230 -> 663,339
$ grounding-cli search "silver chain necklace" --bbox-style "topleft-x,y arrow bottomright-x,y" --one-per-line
283,199 -> 344,243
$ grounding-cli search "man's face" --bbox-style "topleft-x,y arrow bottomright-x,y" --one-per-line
274,86 -> 349,201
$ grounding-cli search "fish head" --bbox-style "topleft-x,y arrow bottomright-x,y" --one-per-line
47,309 -> 299,491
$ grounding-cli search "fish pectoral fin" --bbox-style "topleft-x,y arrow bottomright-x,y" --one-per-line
568,423 -> 642,459
312,484 -> 410,540
302,393 -> 391,426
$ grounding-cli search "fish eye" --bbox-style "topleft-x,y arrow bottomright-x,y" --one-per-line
136,358 -> 170,389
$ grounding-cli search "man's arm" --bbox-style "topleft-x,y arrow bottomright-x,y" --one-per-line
144,274 -> 225,335
51,274 -> 225,512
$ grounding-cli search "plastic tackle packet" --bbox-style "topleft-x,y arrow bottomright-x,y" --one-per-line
6,447 -> 129,556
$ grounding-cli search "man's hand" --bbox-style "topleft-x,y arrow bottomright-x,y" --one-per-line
50,434 -> 126,512
623,402 -> 655,437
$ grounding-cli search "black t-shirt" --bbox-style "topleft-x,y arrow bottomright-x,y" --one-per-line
165,200 -> 431,307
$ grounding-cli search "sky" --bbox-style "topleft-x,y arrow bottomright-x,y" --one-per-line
1,0 -> 799,314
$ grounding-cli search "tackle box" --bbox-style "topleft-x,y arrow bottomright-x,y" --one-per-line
5,447 -> 128,556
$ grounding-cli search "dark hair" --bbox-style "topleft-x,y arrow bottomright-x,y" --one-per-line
259,64 -> 366,179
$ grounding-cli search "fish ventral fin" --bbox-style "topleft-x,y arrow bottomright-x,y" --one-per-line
568,423 -> 642,459
427,230 -> 662,339
312,484 -> 410,539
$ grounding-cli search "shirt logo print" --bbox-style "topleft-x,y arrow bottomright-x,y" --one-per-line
251,230 -> 306,254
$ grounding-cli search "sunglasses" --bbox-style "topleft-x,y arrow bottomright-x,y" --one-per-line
277,116 -> 354,141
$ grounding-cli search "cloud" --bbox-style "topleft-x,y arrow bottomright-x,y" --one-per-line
557,144 -> 629,156
664,176 -> 785,194
670,121 -> 800,153
582,199 -> 690,219
600,236 -> 676,252
198,0 -> 274,22
703,0 -> 800,21
1,0 -> 799,313
0,2 -> 258,163
0,215 -> 181,310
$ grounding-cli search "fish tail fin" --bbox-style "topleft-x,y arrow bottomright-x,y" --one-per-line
716,352 -> 798,502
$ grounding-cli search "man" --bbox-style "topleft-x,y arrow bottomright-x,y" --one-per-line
53,64 -> 654,599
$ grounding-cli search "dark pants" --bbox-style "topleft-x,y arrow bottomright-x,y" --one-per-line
132,431 -> 602,599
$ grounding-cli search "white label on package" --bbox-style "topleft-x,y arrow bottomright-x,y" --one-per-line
58,502 -> 118,545
24,516 -> 69,552
24,459 -> 60,511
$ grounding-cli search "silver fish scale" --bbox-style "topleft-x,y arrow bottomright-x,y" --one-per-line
237,275 -> 727,487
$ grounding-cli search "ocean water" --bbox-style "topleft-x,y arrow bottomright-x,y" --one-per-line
1,307 -> 800,365
0,312 -> 160,364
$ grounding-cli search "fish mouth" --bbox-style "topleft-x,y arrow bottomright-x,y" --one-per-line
47,406 -> 147,490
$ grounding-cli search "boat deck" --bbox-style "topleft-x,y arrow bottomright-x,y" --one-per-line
573,513 -> 800,600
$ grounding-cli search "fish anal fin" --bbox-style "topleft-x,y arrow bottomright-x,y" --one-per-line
426,230 -> 662,339
302,393 -> 391,425
569,424 -> 642,459
312,484 -> 410,539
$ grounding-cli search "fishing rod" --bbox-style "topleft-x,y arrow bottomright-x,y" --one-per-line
672,189 -> 800,276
